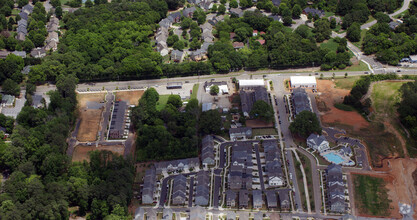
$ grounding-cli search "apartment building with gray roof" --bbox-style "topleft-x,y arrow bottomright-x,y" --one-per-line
201,135 -> 215,166
195,171 -> 210,206
142,167 -> 156,204
172,175 -> 187,205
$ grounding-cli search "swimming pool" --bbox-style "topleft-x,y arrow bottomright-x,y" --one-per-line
323,153 -> 345,164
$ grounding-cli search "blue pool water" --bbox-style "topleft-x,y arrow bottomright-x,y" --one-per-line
323,153 -> 345,164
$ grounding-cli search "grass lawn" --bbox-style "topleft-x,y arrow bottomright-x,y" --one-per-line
353,174 -> 391,216
343,61 -> 369,72
190,84 -> 199,100
156,94 -> 170,111
324,11 -> 335,17
366,16 -> 375,23
352,29 -> 367,49
334,76 -> 361,89
12,9 -> 20,16
252,128 -> 278,136
294,150 -> 315,211
320,39 -> 339,53
371,81 -> 406,116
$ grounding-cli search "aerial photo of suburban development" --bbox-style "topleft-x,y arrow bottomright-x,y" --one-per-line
1,0 -> 417,219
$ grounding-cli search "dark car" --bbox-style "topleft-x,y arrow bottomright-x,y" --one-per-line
315,72 -> 319,75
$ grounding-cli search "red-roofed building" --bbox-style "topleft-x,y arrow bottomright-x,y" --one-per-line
230,32 -> 235,39
260,31 -> 266,35
256,39 -> 265,45
233,42 -> 245,49
253,30 -> 258,36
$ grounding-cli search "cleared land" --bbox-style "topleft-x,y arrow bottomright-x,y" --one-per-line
353,174 -> 391,217
72,145 -> 124,162
115,90 -> 144,106
156,95 -> 170,111
76,93 -> 106,142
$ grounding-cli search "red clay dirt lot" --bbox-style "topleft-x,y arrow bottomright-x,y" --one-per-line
115,90 -> 144,106
76,93 -> 106,142
72,145 -> 124,162
316,79 -> 369,131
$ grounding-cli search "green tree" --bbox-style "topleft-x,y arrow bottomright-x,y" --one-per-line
167,94 -> 182,108
2,79 -> 20,96
330,18 -> 337,29
250,100 -> 274,122
189,38 -> 201,50
199,109 -> 222,134
22,39 -> 35,53
230,0 -> 238,8
211,4 -> 217,13
55,6 -> 63,19
210,85 -> 219,95
173,40 -> 185,50
292,4 -> 302,19
313,19 -> 331,42
374,12 -> 390,23
85,0 -> 93,7
218,4 -> 226,14
283,16 -> 292,26
346,22 -> 361,42
289,110 -> 322,138
167,35 -> 179,46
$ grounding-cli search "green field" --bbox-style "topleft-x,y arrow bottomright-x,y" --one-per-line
156,95 -> 170,111
334,76 -> 360,89
190,84 -> 199,100
371,81 -> 406,116
320,39 -> 339,53
252,128 -> 278,136
353,174 -> 391,216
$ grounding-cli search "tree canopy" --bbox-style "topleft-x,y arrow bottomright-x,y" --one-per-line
289,110 -> 322,138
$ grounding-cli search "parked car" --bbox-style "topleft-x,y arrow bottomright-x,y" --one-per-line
364,72 -> 369,74
315,72 -> 319,75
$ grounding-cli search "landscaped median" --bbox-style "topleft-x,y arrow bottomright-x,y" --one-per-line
294,150 -> 315,212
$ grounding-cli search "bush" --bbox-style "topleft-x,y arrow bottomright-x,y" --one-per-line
334,103 -> 354,111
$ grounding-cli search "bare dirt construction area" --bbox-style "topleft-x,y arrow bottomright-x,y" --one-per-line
76,93 -> 106,142
353,158 -> 417,219
115,90 -> 144,106
72,145 -> 124,162
316,79 -> 369,131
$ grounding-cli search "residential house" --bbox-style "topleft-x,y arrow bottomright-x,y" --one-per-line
168,12 -> 181,23
226,190 -> 237,207
253,30 -> 258,36
30,47 -> 46,58
256,39 -> 265,45
162,208 -> 173,220
142,167 -> 156,204
32,94 -> 44,108
229,127 -> 252,141
16,32 -> 26,41
239,190 -> 249,208
328,16 -> 342,24
1,95 -> 15,107
190,206 -> 206,220
171,50 -> 184,63
303,7 -> 325,18
172,175 -> 187,205
19,12 -> 29,21
291,87 -> 311,115
195,171 -> 210,206
108,100 -> 127,139
229,142 -> 253,190
201,135 -> 215,166
183,6 -> 196,18
253,212 -> 263,220
233,42 -> 245,50
278,190 -> 291,211
410,55 -> 417,63
326,164 -> 346,213
307,134 -> 330,153
155,157 -> 200,174
21,65 -> 31,75
208,14 -> 224,26
188,0 -> 201,4
45,40 -> 58,51
240,86 -> 269,117
159,18 -> 172,28
238,212 -> 249,220
191,42 -> 212,61
264,140 -> 285,187
17,19 -> 27,28
157,41 -> 169,56
12,51 -> 26,58
230,32 -> 236,40
146,209 -> 157,220
252,190 -> 263,209
200,0 -> 213,10
0,51 -> 10,59
230,8 -> 243,17
272,0 -> 281,6
389,21 -> 400,29
22,4 -> 34,14
266,190 -> 278,208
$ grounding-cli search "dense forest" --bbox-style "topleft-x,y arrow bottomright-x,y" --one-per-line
131,88 -> 202,161
0,74 -> 134,219
398,80 -> 417,154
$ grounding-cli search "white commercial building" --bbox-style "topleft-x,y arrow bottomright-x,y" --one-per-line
290,76 -> 317,88
239,79 -> 265,89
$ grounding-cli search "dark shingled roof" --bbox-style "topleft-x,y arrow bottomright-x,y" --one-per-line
292,87 -> 311,115
240,86 -> 269,115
